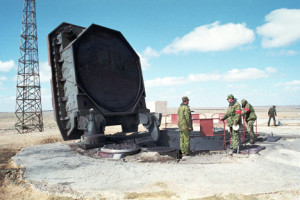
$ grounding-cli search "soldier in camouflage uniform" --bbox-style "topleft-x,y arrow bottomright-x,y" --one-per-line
241,99 -> 257,144
177,96 -> 193,156
221,94 -> 242,153
268,105 -> 277,126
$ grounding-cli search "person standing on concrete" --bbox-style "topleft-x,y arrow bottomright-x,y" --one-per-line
221,94 -> 242,153
268,105 -> 277,126
241,99 -> 257,144
177,96 -> 193,156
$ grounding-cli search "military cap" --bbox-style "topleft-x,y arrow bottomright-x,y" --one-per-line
241,99 -> 247,104
227,94 -> 234,100
182,96 -> 189,102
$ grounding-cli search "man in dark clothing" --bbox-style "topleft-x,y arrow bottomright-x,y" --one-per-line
268,105 -> 277,126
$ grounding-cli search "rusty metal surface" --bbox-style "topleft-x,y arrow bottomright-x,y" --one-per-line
199,119 -> 214,136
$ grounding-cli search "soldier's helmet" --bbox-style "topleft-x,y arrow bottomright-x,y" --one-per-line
182,96 -> 189,102
227,94 -> 234,100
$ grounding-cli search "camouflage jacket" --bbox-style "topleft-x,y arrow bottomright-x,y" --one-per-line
268,107 -> 277,116
222,99 -> 241,126
177,103 -> 193,132
242,102 -> 257,122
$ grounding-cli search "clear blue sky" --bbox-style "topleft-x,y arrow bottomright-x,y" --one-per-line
0,0 -> 300,112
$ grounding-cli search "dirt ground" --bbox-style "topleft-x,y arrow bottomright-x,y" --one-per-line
0,111 -> 65,200
0,106 -> 300,200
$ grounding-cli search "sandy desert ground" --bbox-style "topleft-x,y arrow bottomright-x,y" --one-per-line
0,106 -> 300,200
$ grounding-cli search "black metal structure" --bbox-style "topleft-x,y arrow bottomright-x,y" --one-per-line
15,0 -> 43,134
47,23 -> 160,142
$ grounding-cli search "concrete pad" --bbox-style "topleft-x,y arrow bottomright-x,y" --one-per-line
13,139 -> 300,199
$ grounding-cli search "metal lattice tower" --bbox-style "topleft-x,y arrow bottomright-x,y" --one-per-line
15,0 -> 43,134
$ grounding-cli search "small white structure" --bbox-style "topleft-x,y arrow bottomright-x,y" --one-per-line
147,101 -> 168,114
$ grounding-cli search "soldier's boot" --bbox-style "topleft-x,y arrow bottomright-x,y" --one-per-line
231,145 -> 240,154
231,149 -> 238,154
177,150 -> 183,159
250,134 -> 256,144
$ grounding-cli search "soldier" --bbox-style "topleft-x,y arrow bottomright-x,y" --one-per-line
268,105 -> 277,126
177,96 -> 193,156
241,99 -> 257,144
221,94 -> 242,153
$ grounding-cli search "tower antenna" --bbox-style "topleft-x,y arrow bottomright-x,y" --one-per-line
15,0 -> 43,133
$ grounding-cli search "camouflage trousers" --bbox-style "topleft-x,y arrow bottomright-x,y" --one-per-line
246,120 -> 256,141
229,127 -> 240,150
180,131 -> 190,155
